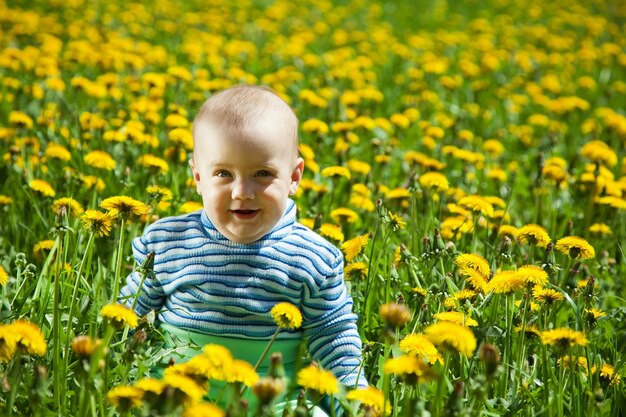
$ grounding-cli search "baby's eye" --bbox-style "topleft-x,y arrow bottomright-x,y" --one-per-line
255,170 -> 273,177
215,170 -> 232,178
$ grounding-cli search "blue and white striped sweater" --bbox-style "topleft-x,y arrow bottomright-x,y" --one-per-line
119,200 -> 367,388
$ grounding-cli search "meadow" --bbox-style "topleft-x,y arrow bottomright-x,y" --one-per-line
0,0 -> 625,416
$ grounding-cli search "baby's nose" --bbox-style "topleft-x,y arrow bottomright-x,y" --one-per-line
231,179 -> 255,200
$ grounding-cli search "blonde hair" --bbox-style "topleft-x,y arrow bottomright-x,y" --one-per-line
192,85 -> 298,155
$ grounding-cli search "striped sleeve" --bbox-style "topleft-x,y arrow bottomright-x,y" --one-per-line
118,233 -> 166,316
301,251 -> 368,389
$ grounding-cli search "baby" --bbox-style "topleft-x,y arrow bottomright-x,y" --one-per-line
120,85 -> 367,413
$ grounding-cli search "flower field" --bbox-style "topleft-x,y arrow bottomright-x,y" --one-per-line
1,0 -> 625,416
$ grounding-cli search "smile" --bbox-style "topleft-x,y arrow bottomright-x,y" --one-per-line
230,209 -> 260,220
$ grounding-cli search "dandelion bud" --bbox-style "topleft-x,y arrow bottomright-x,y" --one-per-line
479,343 -> 501,376
33,365 -> 47,398
422,236 -> 431,252
379,302 -> 411,331
293,390 -> 310,417
252,377 -> 284,406
71,335 -> 98,359
446,380 -> 464,414
433,228 -> 445,251
15,253 -> 27,268
269,352 -> 286,380
594,388 -> 604,403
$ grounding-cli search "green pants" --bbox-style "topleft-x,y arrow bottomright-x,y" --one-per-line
157,323 -> 328,417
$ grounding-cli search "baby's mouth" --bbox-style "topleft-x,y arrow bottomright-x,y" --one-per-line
230,209 -> 259,219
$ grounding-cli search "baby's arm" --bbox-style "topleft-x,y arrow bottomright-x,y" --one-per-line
119,233 -> 166,316
301,253 -> 368,389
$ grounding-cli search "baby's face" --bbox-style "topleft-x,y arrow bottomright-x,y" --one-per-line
190,120 -> 303,244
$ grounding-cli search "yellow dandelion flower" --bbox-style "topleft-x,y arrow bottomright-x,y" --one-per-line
71,335 -> 99,359
80,175 -> 106,192
271,302 -> 302,330
585,307 -> 606,320
9,320 -> 47,356
9,111 -> 34,128
581,140 -> 617,167
135,378 -> 165,396
29,179 -> 56,197
412,287 -> 427,297
516,265 -> 549,287
344,262 -> 368,281
458,195 -> 494,217
100,303 -> 139,329
419,172 -> 449,192
0,325 -> 17,362
558,355 -> 588,370
180,201 -> 203,214
532,287 -> 564,304
33,239 -> 55,258
107,385 -> 143,412
227,359 -> 259,387
0,266 -> 8,286
330,207 -> 359,223
138,154 -> 170,172
346,386 -> 392,416
386,188 -> 411,199
84,150 -> 116,171
540,328 -> 588,348
51,197 -> 84,217
595,196 -> 626,210
433,311 -> 478,327
321,166 -> 351,179
514,323 -> 540,337
297,364 -> 339,395
182,403 -> 225,417
517,224 -> 551,248
319,223 -> 344,242
302,119 -> 329,135
554,236 -> 595,259
0,195 -> 13,206
380,303 -> 411,329
347,159 -> 372,176
81,210 -> 114,237
498,225 -> 519,240
44,143 -> 72,161
543,165 -> 568,183
463,268 -> 490,293
387,212 -> 407,231
487,270 -> 526,294
599,363 -> 621,385
341,233 -> 370,262
202,344 -> 234,371
424,321 -> 477,357
455,253 -> 490,278
168,127 -> 193,150
146,185 -> 173,202
349,194 -> 376,212
101,196 -> 150,221
383,355 -> 435,382
588,223 -> 612,235
399,334 -> 442,364
163,373 -> 207,402
482,139 -> 504,157
164,113 -> 189,128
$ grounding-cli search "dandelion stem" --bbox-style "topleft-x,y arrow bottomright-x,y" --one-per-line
112,219 -> 126,301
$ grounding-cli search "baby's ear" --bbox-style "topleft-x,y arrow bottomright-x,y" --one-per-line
189,158 -> 200,182
289,158 -> 305,195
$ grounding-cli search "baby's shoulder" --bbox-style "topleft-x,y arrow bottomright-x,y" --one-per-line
282,222 -> 343,269
140,211 -> 204,242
